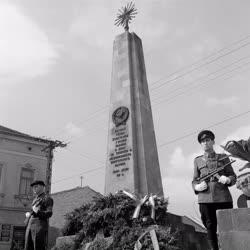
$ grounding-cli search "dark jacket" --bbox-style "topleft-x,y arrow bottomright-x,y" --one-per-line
192,152 -> 236,203
25,192 -> 53,250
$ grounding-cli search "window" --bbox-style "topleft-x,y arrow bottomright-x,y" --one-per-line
0,164 -> 2,183
19,168 -> 34,196
11,226 -> 25,249
0,224 -> 11,242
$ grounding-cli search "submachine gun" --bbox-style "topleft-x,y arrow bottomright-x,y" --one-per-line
197,157 -> 236,183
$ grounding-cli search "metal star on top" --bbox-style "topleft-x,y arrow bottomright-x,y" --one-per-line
115,2 -> 137,31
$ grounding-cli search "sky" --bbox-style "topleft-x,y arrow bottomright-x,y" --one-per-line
1,0 -> 250,223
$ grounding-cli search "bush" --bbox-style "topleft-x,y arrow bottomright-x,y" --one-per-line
51,241 -> 74,250
62,193 -> 180,250
87,237 -> 112,250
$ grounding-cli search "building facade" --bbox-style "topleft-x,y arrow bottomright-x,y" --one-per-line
48,186 -> 102,249
0,125 -> 53,250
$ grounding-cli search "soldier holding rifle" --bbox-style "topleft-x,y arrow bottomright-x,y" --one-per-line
24,180 -> 53,250
192,130 -> 236,250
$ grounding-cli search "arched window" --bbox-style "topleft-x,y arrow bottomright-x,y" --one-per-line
0,163 -> 3,190
19,167 -> 34,196
0,164 -> 2,183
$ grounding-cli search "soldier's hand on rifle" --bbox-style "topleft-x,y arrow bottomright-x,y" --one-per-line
218,175 -> 231,185
194,181 -> 208,192
25,212 -> 31,218
32,205 -> 39,214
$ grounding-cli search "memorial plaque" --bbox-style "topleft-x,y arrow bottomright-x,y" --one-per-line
108,124 -> 132,178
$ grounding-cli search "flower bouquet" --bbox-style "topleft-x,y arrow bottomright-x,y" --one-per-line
221,137 -> 250,198
221,137 -> 250,171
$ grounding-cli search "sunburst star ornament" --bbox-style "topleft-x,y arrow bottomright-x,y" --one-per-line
115,2 -> 138,31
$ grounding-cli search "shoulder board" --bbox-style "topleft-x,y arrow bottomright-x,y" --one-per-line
195,155 -> 203,159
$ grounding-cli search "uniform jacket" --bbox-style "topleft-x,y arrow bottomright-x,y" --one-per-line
25,192 -> 53,250
192,152 -> 236,203
28,192 -> 53,225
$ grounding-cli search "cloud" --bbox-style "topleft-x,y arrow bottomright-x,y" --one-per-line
69,6 -> 113,50
163,146 -> 201,217
172,34 -> 221,68
64,122 -> 84,137
165,146 -> 202,179
163,176 -> 200,219
169,147 -> 185,166
221,125 -> 250,144
163,125 -> 250,218
0,2 -> 57,83
206,96 -> 239,108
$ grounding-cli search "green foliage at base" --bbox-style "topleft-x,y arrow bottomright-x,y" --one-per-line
62,193 -> 180,250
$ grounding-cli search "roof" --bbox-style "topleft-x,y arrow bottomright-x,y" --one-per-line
50,186 -> 102,229
182,215 -> 207,233
0,125 -> 53,144
52,186 -> 101,197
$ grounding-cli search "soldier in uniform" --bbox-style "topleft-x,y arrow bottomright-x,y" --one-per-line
24,180 -> 53,250
192,130 -> 236,250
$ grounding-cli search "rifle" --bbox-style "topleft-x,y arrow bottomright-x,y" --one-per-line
197,159 -> 236,183
24,196 -> 43,226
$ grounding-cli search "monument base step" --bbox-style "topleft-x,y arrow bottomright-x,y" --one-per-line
217,208 -> 250,250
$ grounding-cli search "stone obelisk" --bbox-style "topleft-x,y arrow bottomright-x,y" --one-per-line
104,31 -> 163,197
105,6 -> 163,197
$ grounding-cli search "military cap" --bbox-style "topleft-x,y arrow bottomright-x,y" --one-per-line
30,180 -> 46,187
197,130 -> 215,143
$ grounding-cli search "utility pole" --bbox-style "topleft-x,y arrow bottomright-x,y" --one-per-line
42,140 -> 67,194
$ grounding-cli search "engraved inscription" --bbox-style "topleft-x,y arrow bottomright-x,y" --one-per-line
109,125 -> 132,177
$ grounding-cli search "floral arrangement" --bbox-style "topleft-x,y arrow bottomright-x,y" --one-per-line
62,192 -> 180,250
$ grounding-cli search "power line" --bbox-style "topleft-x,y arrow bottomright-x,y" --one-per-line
154,65 -> 250,108
51,108 -> 250,185
52,166 -> 105,184
64,148 -> 105,165
48,35 -> 250,169
67,122 -> 108,145
60,58 -> 250,147
52,64 -> 250,184
159,108 -> 250,148
149,33 -> 250,88
151,55 -> 250,103
50,34 -> 250,141
153,59 -> 250,107
46,34 -> 250,189
150,40 -> 250,93
52,105 -> 109,138
66,56 -> 250,144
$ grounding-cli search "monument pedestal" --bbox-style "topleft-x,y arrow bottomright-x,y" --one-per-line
217,208 -> 250,250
